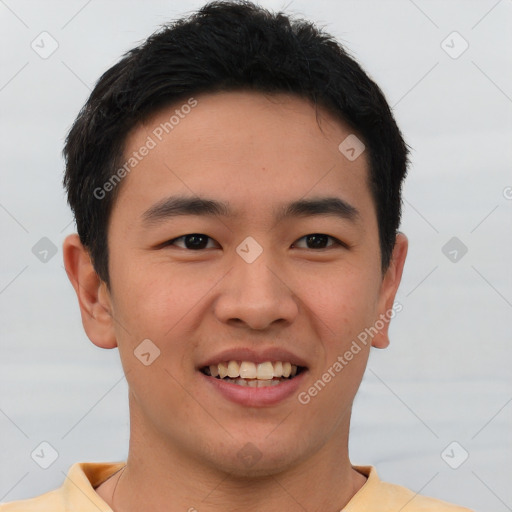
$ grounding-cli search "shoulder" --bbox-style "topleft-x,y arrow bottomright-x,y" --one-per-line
376,479 -> 474,511
346,466 -> 475,512
0,489 -> 63,511
0,461 -> 124,512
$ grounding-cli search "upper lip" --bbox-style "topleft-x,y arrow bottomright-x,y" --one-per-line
198,347 -> 309,369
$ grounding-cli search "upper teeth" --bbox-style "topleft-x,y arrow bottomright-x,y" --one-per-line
206,361 -> 298,379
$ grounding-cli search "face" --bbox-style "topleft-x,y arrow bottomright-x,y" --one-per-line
72,91 -> 406,476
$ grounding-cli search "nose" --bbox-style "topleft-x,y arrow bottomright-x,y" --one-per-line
213,252 -> 299,330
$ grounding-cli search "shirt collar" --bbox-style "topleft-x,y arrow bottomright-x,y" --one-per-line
61,461 -> 125,512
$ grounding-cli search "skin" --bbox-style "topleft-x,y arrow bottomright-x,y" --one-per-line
63,90 -> 407,512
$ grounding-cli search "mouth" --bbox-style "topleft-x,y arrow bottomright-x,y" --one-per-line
200,360 -> 307,387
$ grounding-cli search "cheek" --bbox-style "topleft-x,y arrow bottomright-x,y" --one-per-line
108,266 -> 200,415
108,258 -> 217,356
110,252 -> 175,321
299,264 -> 380,342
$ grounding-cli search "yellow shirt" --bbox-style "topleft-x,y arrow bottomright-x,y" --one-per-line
0,463 -> 474,511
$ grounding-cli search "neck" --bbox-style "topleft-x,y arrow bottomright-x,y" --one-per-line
99,400 -> 366,512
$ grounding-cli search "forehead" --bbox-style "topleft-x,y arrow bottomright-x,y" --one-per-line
113,90 -> 373,226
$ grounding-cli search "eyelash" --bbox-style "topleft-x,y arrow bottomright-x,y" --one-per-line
163,233 -> 347,251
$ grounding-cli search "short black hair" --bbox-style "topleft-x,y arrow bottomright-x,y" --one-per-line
63,0 -> 408,287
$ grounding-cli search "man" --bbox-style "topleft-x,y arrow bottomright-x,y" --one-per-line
1,1 -> 473,510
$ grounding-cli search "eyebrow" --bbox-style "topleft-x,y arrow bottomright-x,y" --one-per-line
141,195 -> 359,225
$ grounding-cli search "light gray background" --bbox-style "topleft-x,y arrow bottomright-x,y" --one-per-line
1,1 -> 511,511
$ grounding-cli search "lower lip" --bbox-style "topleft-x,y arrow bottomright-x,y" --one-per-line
199,370 -> 307,407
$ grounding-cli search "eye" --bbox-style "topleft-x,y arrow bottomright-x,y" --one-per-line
165,233 -> 219,250
292,233 -> 346,250
162,233 -> 346,251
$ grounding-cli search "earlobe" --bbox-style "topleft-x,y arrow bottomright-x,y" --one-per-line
62,234 -> 118,349
371,232 -> 408,349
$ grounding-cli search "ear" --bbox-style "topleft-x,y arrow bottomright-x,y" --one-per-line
371,232 -> 408,349
62,233 -> 117,349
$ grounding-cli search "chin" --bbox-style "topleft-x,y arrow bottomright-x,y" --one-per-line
215,452 -> 298,479
194,434 -> 302,478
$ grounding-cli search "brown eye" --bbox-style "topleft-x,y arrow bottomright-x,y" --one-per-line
166,234 -> 218,250
292,234 -> 344,250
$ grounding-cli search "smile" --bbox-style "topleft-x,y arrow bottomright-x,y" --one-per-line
200,360 -> 306,387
